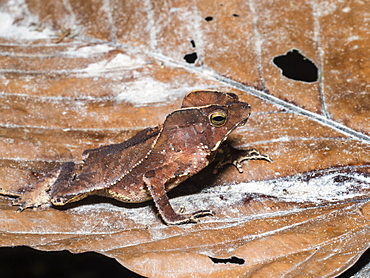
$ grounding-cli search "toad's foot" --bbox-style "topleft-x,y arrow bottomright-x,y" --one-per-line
12,169 -> 60,212
186,209 -> 215,223
12,187 -> 51,212
214,147 -> 272,174
165,209 -> 215,225
231,149 -> 272,173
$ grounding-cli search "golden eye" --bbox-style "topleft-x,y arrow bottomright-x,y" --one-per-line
209,111 -> 227,127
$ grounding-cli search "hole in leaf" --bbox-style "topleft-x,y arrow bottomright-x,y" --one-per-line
183,52 -> 198,64
209,256 -> 245,265
233,14 -> 240,17
273,49 -> 318,82
190,39 -> 196,48
205,16 -> 213,21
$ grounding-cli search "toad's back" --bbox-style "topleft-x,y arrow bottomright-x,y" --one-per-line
50,126 -> 161,202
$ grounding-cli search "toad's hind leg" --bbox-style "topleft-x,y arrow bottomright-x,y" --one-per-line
143,167 -> 214,225
11,162 -> 76,211
11,167 -> 61,211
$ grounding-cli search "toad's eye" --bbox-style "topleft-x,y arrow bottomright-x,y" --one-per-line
209,111 -> 227,127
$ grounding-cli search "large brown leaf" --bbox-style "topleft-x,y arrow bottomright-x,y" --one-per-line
1,0 -> 370,277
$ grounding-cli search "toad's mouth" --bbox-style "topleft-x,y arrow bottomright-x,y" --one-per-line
237,117 -> 249,127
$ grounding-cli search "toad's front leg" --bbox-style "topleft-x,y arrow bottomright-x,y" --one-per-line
143,168 -> 214,225
214,146 -> 272,174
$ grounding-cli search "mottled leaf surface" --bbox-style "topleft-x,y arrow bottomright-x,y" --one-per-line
0,0 -> 369,277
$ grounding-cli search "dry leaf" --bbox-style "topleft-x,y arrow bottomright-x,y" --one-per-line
1,0 -> 370,277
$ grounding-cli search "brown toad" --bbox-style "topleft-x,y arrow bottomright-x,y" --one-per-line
1,91 -> 270,224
